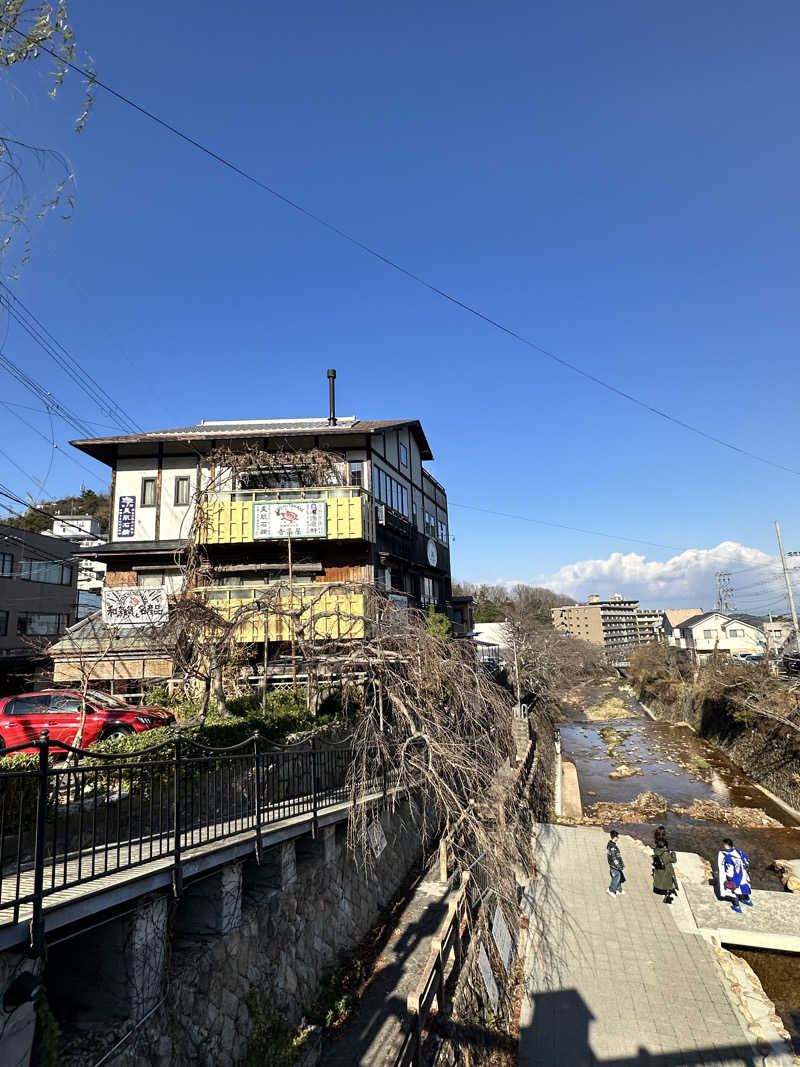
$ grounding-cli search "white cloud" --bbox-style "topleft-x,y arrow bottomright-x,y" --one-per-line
542,541 -> 777,610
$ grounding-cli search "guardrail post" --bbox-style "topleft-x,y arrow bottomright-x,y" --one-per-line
311,736 -> 319,838
381,750 -> 387,805
406,993 -> 422,1066
30,729 -> 50,957
253,731 -> 262,863
433,935 -> 445,1012
172,731 -> 183,897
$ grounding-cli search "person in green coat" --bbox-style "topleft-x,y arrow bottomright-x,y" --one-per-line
652,826 -> 678,904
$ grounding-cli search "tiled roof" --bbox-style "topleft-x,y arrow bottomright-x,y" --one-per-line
71,419 -> 434,463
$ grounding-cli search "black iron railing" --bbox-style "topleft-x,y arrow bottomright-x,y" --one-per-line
0,729 -> 393,951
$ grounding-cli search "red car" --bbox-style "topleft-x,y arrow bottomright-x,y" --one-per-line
0,689 -> 174,752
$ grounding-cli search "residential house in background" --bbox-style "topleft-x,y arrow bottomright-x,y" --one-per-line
49,515 -> 107,619
0,525 -> 78,693
667,612 -> 767,663
53,380 -> 456,693
762,617 -> 795,655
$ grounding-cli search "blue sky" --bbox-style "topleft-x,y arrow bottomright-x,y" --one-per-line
2,1 -> 800,609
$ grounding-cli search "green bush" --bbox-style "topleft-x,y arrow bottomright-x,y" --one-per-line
0,752 -> 40,822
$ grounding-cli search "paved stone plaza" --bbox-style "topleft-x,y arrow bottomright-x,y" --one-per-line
519,825 -> 789,1067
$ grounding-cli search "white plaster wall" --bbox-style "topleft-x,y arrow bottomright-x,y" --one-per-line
159,456 -> 200,540
113,458 -> 158,542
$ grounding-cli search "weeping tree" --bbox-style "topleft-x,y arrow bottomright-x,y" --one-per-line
1,0 -> 96,275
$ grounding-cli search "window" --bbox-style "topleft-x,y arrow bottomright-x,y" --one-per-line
399,443 -> 408,467
728,628 -> 743,638
437,519 -> 448,544
0,552 -> 12,577
174,477 -> 191,506
17,612 -> 68,636
373,467 -> 410,518
0,610 -> 7,636
141,477 -> 157,507
136,570 -> 184,595
702,629 -> 715,640
349,462 -> 362,487
49,695 -> 82,714
422,576 -> 437,607
20,559 -> 73,585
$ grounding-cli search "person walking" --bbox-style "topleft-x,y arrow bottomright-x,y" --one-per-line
607,829 -> 625,897
717,837 -> 753,913
652,827 -> 678,904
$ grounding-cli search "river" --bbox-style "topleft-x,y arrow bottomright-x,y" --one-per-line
558,677 -> 800,1051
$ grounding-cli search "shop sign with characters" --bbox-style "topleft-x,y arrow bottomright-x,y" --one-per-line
252,500 -> 327,539
102,587 -> 169,627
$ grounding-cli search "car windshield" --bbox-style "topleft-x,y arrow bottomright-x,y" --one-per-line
85,690 -> 130,709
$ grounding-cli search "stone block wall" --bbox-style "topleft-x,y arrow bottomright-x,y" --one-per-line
101,798 -> 422,1066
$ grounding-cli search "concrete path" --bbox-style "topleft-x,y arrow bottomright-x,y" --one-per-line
519,825 -> 788,1067
323,878 -> 452,1066
680,882 -> 800,953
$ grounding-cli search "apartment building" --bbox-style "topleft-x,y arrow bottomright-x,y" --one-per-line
0,525 -> 78,692
551,594 -> 677,660
49,514 -> 106,619
53,383 -> 454,691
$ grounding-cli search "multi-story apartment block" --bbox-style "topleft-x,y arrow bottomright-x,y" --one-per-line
0,525 -> 78,691
551,594 -> 674,660
57,383 -> 454,691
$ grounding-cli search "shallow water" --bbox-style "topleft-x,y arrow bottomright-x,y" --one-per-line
560,712 -> 800,889
733,947 -> 800,1054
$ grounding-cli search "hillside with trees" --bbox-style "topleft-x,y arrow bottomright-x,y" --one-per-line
453,581 -> 575,629
5,489 -> 110,535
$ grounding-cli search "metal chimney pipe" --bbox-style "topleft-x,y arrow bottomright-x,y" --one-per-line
327,368 -> 337,425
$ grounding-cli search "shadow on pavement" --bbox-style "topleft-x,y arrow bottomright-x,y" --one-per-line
519,988 -> 761,1067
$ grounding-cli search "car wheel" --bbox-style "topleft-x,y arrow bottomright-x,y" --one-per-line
101,725 -> 134,742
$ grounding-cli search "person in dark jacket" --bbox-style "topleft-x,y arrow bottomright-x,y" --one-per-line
607,829 -> 625,896
652,827 -> 678,904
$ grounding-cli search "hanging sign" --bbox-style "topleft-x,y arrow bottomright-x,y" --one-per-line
252,500 -> 327,539
491,906 -> 514,972
116,495 -> 136,538
102,586 -> 169,627
477,943 -> 499,1009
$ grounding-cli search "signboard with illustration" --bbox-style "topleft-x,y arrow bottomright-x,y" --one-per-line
252,500 -> 327,539
117,495 -> 136,538
102,586 -> 169,627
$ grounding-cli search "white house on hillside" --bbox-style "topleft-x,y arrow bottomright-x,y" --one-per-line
670,612 -> 767,663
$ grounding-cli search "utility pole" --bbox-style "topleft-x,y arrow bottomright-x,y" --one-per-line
775,520 -> 799,650
714,571 -> 735,614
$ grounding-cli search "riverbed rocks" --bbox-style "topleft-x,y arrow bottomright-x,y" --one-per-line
584,791 -> 668,823
771,860 -> 800,892
608,764 -> 642,779
672,799 -> 782,828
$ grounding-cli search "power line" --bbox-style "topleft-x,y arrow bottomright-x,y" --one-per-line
0,484 -> 105,541
13,29 -> 800,479
449,502 -> 680,550
0,401 -> 107,485
0,350 -> 94,437
0,284 -> 141,433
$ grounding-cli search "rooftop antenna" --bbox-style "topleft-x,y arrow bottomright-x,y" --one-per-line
327,368 -> 337,426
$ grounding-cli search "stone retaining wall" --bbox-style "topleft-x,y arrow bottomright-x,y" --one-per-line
52,799 -> 423,1067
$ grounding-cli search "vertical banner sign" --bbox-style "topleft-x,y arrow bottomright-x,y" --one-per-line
252,500 -> 327,539
477,943 -> 499,1009
367,819 -> 387,859
491,906 -> 514,972
117,495 -> 136,538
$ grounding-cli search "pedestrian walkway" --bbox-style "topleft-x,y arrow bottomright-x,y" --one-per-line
519,825 -> 786,1067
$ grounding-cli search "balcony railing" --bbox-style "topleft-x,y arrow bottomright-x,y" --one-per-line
196,582 -> 367,641
197,487 -> 375,545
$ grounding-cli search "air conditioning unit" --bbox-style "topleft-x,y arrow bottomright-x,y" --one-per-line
376,504 -> 386,525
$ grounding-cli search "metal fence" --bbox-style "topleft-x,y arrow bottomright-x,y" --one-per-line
0,729 -> 390,952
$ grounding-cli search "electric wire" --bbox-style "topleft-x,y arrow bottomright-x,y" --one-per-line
0,283 -> 141,433
12,28 -> 800,478
0,401 -> 107,485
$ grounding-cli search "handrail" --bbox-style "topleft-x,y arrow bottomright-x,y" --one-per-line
0,728 -> 370,952
397,871 -> 471,1067
204,485 -> 369,503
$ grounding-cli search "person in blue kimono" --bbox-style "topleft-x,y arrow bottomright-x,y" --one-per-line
717,837 -> 753,913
